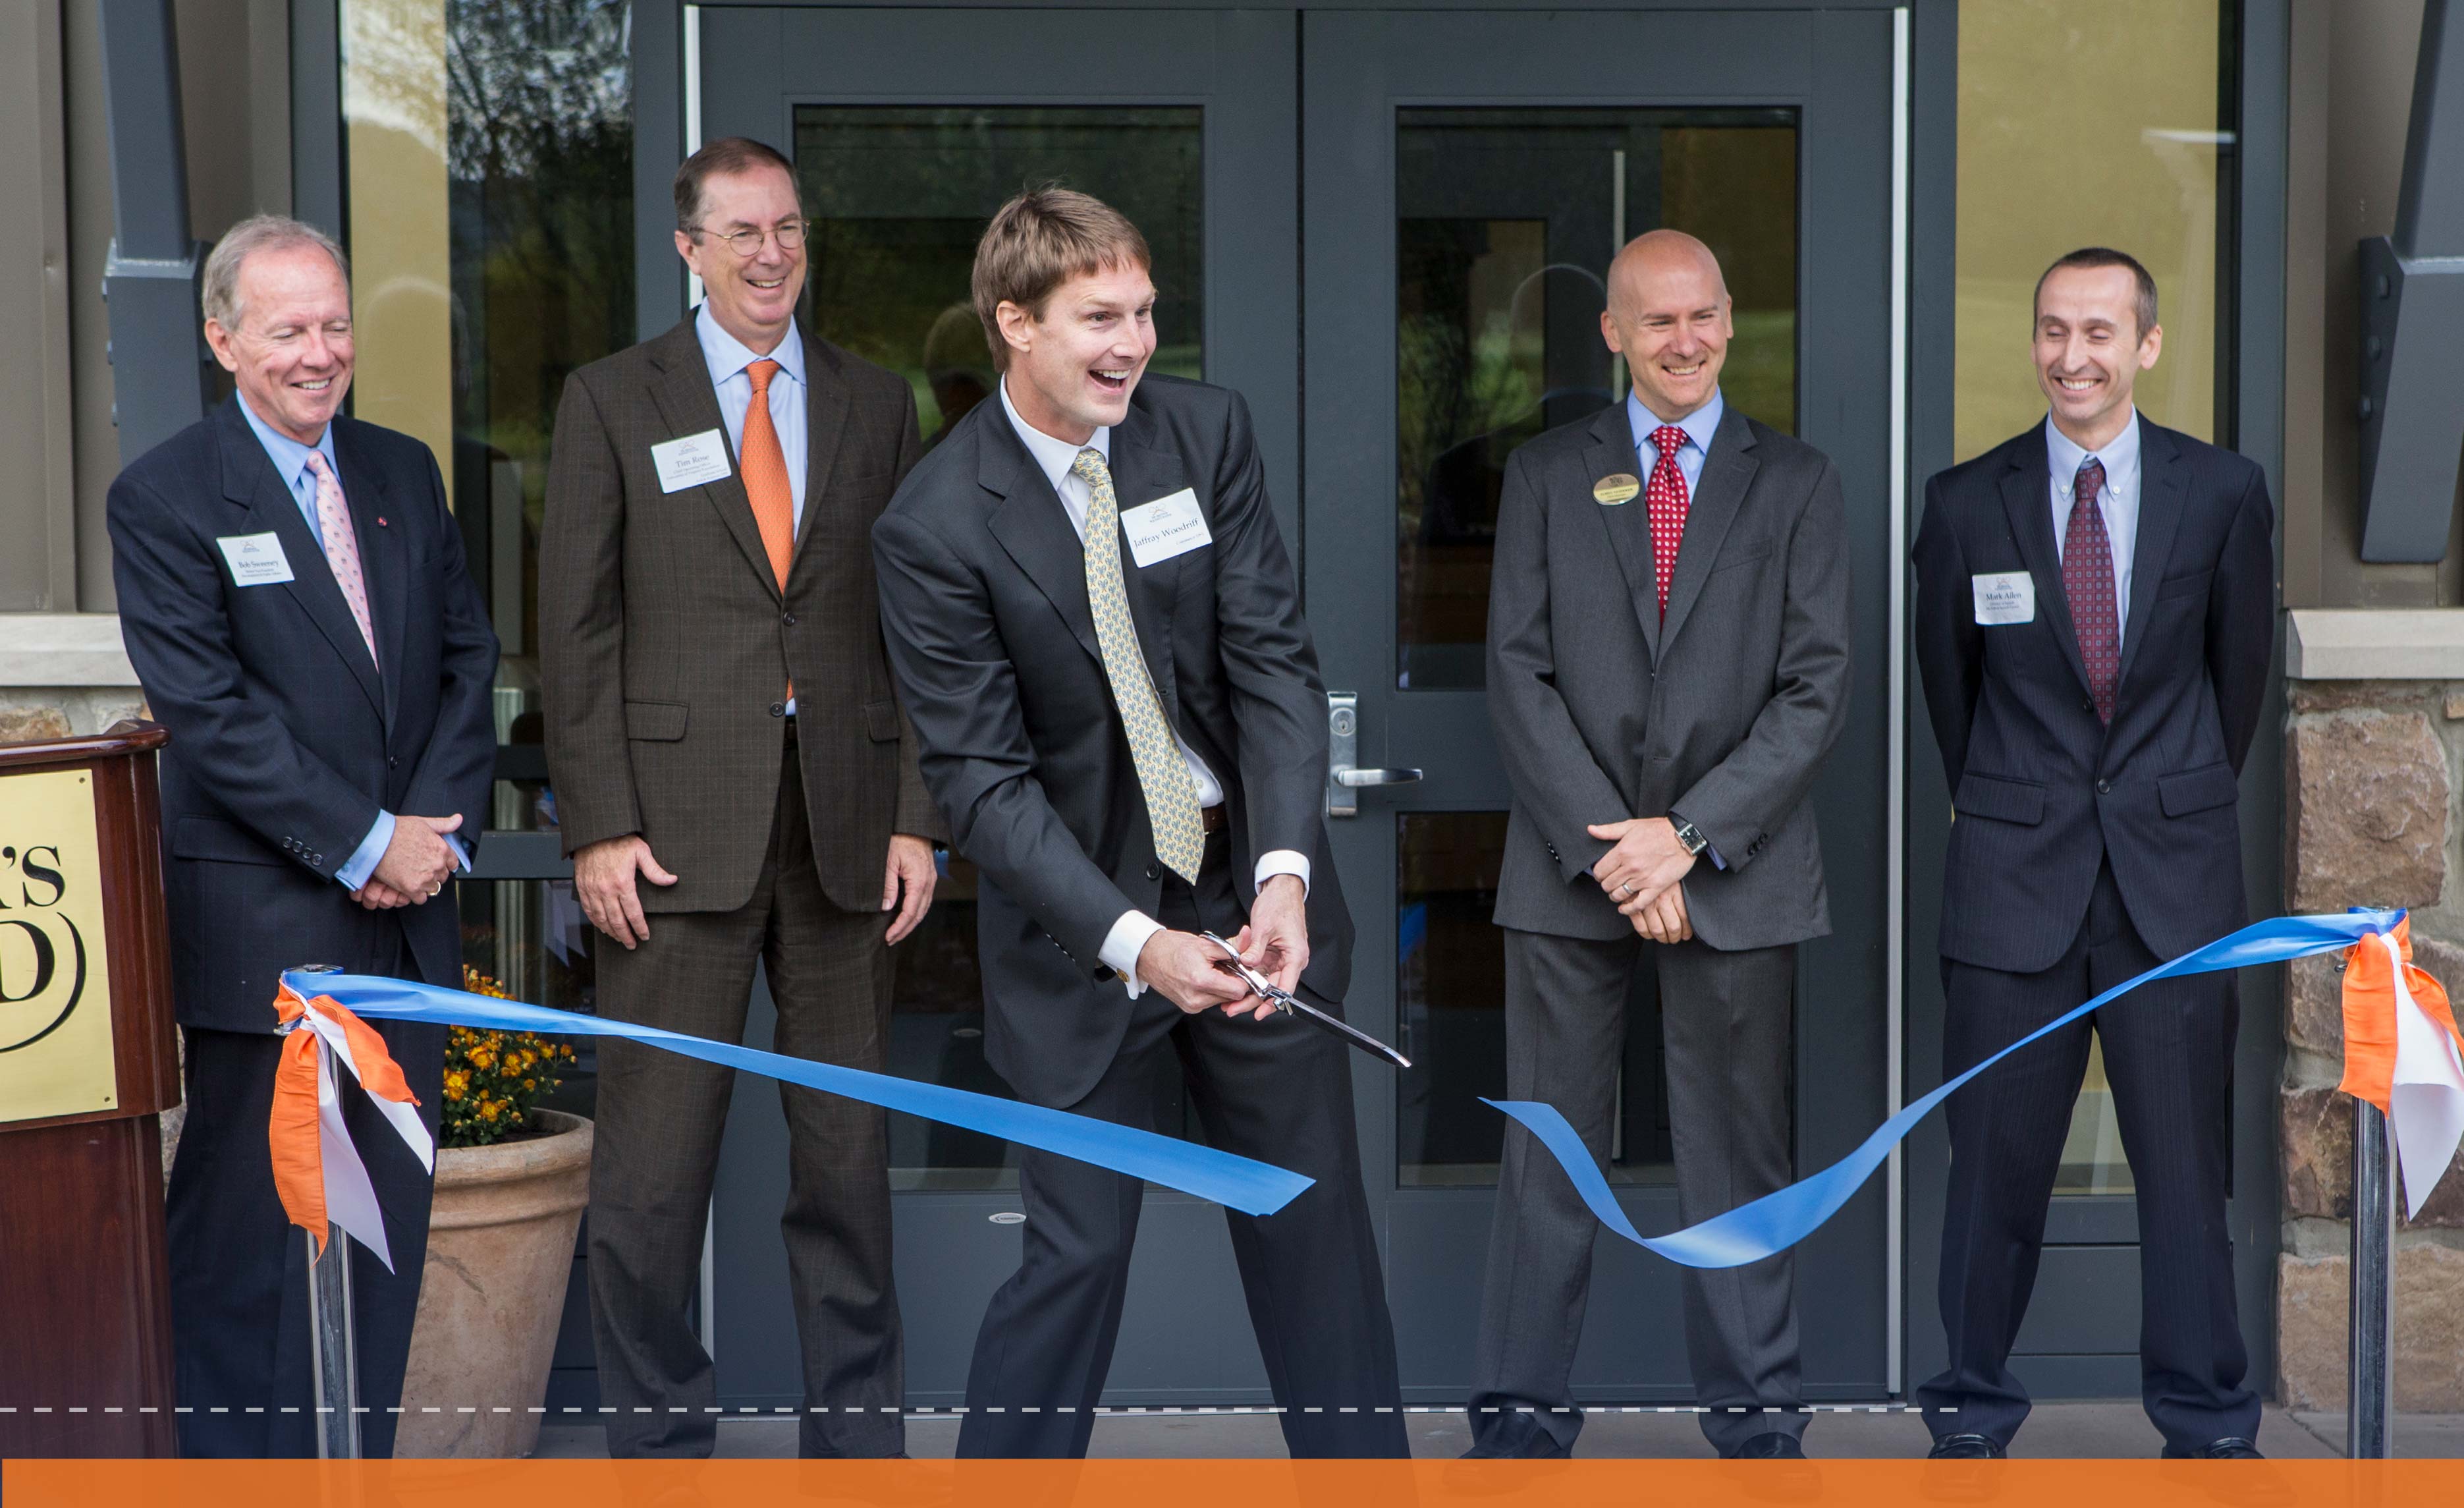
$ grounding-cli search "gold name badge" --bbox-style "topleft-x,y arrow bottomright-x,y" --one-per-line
0,768 -> 118,1125
1593,473 -> 1641,505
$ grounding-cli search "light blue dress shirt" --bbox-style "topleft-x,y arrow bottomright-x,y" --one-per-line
2044,410 -> 2143,650
697,304 -> 809,712
235,395 -> 469,891
1622,385 -> 1730,872
1626,386 -> 1725,497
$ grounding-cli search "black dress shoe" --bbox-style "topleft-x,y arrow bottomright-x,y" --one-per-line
1726,1432 -> 1808,1459
1927,1434 -> 2006,1459
2162,1436 -> 2263,1459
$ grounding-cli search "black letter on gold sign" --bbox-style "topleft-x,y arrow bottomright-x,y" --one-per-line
20,847 -> 65,908
0,914 -> 86,1053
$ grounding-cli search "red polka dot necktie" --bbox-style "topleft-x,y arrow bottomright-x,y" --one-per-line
2064,457 -> 2119,723
1646,424 -> 1690,618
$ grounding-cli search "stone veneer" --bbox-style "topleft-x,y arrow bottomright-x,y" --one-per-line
2278,681 -> 2464,1409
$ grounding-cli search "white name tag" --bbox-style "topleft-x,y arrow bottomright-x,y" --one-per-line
1120,488 -> 1213,569
1972,571 -> 2036,626
216,532 -> 295,586
651,429 -> 732,493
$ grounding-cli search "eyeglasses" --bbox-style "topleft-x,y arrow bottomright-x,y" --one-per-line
691,219 -> 810,258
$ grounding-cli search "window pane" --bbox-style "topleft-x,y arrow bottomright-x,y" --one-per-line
1394,108 -> 1798,691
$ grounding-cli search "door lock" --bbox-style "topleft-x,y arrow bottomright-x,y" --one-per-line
1326,692 -> 1423,818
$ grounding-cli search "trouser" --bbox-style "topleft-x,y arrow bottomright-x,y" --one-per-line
169,928 -> 443,1458
587,731 -> 903,1459
1468,926 -> 1803,1457
955,829 -> 1409,1459
1917,858 -> 2251,1449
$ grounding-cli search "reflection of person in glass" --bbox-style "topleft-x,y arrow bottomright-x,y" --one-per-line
537,136 -> 946,1461
921,301 -> 995,449
873,188 -> 1408,1459
1471,230 -> 1851,1461
1911,250 -> 2274,1461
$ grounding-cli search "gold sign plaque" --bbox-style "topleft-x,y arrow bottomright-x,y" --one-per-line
0,769 -> 117,1123
1593,472 -> 1641,505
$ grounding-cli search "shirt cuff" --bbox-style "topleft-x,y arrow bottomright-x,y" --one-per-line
444,832 -> 473,872
1253,851 -> 1311,897
337,812 -> 395,890
1100,909 -> 1167,999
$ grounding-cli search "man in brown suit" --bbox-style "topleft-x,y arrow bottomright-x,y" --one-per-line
540,136 -> 945,1459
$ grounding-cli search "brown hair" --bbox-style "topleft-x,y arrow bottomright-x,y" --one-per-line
2034,247 -> 2159,340
674,136 -> 798,233
971,187 -> 1151,370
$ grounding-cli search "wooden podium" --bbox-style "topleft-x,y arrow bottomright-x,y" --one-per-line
0,723 -> 180,1457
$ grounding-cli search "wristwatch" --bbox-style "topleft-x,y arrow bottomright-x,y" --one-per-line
1667,812 -> 1710,858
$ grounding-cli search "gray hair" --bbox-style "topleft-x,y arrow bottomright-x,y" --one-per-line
200,215 -> 351,330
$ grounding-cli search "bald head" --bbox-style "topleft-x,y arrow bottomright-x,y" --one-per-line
1601,229 -> 1732,423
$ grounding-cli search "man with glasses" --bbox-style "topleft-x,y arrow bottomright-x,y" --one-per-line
540,135 -> 945,1459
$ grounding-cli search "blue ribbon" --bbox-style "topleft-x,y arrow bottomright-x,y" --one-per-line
1486,910 -> 2401,1269
281,970 -> 1315,1217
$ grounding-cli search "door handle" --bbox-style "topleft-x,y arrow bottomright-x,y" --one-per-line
1327,692 -> 1423,818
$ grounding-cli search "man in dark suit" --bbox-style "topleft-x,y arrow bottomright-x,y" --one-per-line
539,137 -> 945,1459
108,215 -> 499,1457
1467,230 -> 1851,1461
873,188 -> 1406,1459
1912,248 -> 2274,1460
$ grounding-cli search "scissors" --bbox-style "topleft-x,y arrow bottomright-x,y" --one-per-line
1199,932 -> 1413,1069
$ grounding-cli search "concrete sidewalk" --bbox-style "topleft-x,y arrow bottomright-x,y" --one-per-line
530,1403 -> 2464,1459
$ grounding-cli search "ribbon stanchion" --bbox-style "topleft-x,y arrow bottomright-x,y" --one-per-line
1486,909 -> 2418,1271
274,970 -> 1315,1221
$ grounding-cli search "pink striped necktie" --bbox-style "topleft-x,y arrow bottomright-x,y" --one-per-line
302,451 -> 378,669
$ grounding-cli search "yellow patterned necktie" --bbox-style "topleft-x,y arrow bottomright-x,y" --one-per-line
1072,446 -> 1207,883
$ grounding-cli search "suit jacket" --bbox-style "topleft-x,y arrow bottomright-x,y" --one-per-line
1913,416 -> 2274,974
1486,403 -> 1851,949
107,399 -> 500,1032
872,376 -> 1351,1109
539,315 -> 945,915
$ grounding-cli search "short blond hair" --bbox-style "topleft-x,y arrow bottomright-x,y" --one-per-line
970,187 -> 1151,372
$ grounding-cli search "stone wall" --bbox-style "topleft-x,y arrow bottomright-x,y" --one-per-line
0,686 -> 150,740
2278,681 -> 2464,1409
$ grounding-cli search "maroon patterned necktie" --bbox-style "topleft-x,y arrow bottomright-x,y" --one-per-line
1645,424 -> 1690,617
2064,457 -> 2118,723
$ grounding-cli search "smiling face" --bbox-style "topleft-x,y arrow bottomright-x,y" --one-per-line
204,242 -> 354,446
676,163 -> 807,354
995,260 -> 1157,444
1601,232 -> 1732,425
2033,264 -> 2162,450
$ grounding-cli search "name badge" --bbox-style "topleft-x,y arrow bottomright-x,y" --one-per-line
651,430 -> 732,493
1593,473 -> 1641,505
1972,571 -> 2036,626
216,532 -> 295,586
1120,489 -> 1213,569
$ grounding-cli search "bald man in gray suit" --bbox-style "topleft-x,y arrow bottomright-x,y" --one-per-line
1466,231 -> 1851,1461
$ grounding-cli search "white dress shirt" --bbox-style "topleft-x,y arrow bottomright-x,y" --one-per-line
997,377 -> 1311,997
697,304 -> 811,712
2045,410 -> 2143,650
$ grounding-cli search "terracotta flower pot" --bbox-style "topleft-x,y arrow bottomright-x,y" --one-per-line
395,1109 -> 593,1458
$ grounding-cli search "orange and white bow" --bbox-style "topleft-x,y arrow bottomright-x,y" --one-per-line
270,982 -> 434,1271
2341,918 -> 2464,1217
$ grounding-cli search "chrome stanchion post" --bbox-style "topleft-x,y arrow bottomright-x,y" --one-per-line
306,1225 -> 362,1459
2348,1094 -> 2397,1459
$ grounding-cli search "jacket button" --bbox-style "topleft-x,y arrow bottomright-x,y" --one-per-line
770,702 -> 786,717
2096,779 -> 2112,795
782,613 -> 797,627
1145,860 -> 1162,881
387,755 -> 399,768
2081,697 -> 2094,713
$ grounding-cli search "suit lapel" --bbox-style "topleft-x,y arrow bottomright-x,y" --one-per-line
789,329 -> 852,571
1579,406 -> 1662,662
1101,410 -> 1188,719
982,418 -> 1103,664
1657,408 -> 1758,652
217,404 -> 384,720
643,318 -> 780,602
2114,416 -> 2185,690
1998,429 -> 2095,700
333,420 -> 406,729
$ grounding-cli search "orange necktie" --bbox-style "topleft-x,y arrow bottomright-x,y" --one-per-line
742,359 -> 796,701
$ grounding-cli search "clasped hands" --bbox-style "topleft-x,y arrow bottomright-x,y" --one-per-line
1136,873 -> 1307,1018
1589,816 -> 1696,944
350,813 -> 465,910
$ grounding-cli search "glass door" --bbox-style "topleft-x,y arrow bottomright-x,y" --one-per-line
1301,7 -> 1901,1401
694,5 -> 1298,1409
